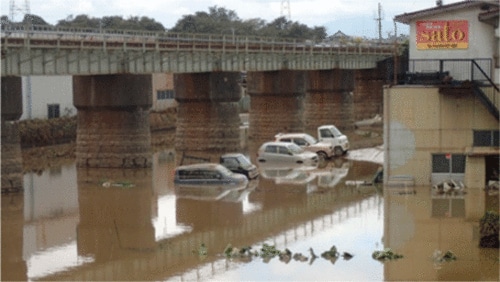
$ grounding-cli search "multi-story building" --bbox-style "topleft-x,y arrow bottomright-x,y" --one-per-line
384,0 -> 499,189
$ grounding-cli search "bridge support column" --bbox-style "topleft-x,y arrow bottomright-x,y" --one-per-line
247,70 -> 305,147
1,76 -> 24,192
174,72 -> 242,160
353,68 -> 385,121
304,69 -> 354,134
73,74 -> 152,168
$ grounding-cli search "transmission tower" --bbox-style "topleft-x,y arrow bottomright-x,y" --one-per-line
374,2 -> 383,42
281,0 -> 291,21
9,0 -> 31,22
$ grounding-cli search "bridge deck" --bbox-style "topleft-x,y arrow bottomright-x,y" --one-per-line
1,25 -> 396,75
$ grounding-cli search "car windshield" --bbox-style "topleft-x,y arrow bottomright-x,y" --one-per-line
218,165 -> 235,176
236,155 -> 252,166
330,126 -> 343,137
303,134 -> 318,144
287,143 -> 304,154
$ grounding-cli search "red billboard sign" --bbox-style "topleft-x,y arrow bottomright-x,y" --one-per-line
416,20 -> 468,50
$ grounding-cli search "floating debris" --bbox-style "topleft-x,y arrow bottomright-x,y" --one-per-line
224,244 -> 254,259
193,243 -> 208,258
293,252 -> 308,262
432,250 -> 457,263
99,179 -> 135,188
479,211 -> 499,248
372,248 -> 403,261
278,248 -> 292,263
342,252 -> 354,260
321,245 -> 340,264
485,181 -> 499,196
432,179 -> 465,195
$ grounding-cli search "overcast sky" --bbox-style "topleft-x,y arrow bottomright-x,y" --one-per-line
2,0 -> 464,38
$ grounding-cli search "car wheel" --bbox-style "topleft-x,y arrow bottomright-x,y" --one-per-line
334,147 -> 343,157
317,151 -> 328,160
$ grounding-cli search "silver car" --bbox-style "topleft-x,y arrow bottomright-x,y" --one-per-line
174,163 -> 248,187
256,141 -> 319,165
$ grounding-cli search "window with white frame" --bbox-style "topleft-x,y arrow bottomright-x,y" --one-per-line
157,89 -> 175,100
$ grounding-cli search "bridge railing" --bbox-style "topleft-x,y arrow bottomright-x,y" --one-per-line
1,23 -> 396,55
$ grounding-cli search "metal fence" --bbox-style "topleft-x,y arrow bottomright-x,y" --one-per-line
408,59 -> 493,83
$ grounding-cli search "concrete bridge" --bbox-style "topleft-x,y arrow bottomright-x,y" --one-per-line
1,24 -> 397,191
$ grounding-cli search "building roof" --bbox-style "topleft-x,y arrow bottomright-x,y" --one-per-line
394,0 -> 499,24
478,6 -> 499,27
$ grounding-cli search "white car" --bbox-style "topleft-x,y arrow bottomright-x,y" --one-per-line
275,132 -> 335,159
256,141 -> 319,165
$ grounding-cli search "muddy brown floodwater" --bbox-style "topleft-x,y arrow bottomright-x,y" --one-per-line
2,130 -> 498,281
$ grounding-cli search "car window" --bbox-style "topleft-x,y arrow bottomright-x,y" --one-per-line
265,145 -> 277,153
320,128 -> 333,138
236,155 -> 251,166
330,126 -> 342,137
222,158 -> 239,167
278,146 -> 290,155
280,138 -> 292,142
287,143 -> 304,154
294,138 -> 307,146
303,134 -> 318,144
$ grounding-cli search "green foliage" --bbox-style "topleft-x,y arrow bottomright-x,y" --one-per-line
372,248 -> 403,261
170,6 -> 326,41
56,14 -> 165,31
2,5 -> 326,40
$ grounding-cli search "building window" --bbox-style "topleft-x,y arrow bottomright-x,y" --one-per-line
47,104 -> 60,119
473,130 -> 499,147
432,154 -> 466,174
157,89 -> 175,100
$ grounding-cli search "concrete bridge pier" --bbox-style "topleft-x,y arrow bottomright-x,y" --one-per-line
304,69 -> 354,134
174,72 -> 242,162
353,67 -> 385,121
1,76 -> 24,192
73,74 -> 153,168
247,70 -> 305,150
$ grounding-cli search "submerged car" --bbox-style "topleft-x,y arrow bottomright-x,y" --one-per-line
256,141 -> 319,165
317,125 -> 350,156
275,132 -> 335,159
220,153 -> 260,179
174,163 -> 248,186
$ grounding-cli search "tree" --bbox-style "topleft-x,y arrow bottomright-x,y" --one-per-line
170,6 -> 326,41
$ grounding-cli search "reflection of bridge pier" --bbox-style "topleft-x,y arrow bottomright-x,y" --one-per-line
76,168 -> 156,262
73,74 -> 153,168
1,76 -> 24,191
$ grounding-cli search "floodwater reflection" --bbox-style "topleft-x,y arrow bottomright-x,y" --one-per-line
1,149 -> 498,281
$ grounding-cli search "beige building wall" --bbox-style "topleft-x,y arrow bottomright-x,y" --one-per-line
152,73 -> 177,111
383,85 -> 498,188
